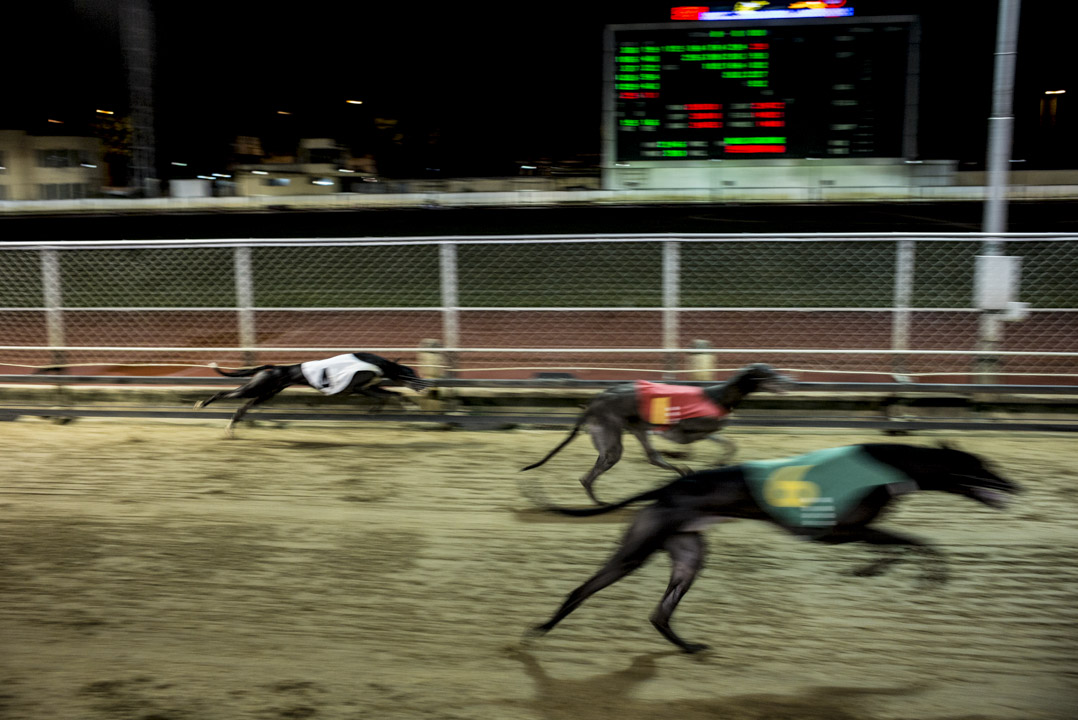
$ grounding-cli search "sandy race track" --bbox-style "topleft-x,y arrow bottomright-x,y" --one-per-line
1,418 -> 1076,720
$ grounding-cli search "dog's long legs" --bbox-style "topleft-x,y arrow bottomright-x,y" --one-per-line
529,555 -> 644,638
197,383 -> 261,409
579,422 -> 626,503
530,511 -> 667,637
827,527 -> 947,586
656,419 -> 730,466
195,391 -> 229,410
225,395 -> 272,438
356,384 -> 406,412
195,369 -> 278,410
651,531 -> 708,653
193,369 -> 292,437
627,426 -> 692,477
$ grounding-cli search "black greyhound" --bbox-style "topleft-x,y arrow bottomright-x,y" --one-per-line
527,443 -> 1021,653
194,352 -> 430,437
522,364 -> 795,503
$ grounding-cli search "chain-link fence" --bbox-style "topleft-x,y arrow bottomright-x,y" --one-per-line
2,234 -> 1076,383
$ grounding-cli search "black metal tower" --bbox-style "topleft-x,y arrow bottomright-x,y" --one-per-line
120,0 -> 157,196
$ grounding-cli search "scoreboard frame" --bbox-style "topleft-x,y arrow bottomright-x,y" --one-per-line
601,14 -> 921,177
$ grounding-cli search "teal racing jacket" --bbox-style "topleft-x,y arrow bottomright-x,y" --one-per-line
741,445 -> 918,535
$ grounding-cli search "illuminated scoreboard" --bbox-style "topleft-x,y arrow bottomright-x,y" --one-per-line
605,15 -> 919,163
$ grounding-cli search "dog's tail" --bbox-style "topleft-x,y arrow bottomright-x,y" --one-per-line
538,485 -> 668,517
520,411 -> 588,471
209,362 -> 277,378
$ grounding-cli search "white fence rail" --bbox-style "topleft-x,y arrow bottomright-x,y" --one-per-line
2,233 -> 1076,383
4,183 -> 1078,215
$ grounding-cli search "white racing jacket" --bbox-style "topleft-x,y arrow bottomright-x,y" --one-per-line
300,354 -> 383,395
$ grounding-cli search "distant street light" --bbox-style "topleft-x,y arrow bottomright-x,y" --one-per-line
96,109 -> 115,115
1041,90 -> 1065,128
346,99 -> 364,105
277,110 -> 292,115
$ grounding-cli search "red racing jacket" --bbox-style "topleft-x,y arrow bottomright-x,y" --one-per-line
635,380 -> 727,429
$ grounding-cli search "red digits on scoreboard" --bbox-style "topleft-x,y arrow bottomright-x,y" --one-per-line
751,102 -> 785,127
671,6 -> 708,20
726,145 -> 786,153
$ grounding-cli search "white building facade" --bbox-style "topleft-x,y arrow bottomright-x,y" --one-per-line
0,130 -> 105,201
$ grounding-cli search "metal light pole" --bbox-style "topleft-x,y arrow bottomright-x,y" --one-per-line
977,0 -> 1022,383
982,0 -> 1021,240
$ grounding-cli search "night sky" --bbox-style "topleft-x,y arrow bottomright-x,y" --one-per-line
2,1 -> 1073,178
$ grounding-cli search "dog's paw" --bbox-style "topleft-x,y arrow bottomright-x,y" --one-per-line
521,626 -> 549,645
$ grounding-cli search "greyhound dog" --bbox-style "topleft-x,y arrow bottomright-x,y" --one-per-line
194,352 -> 430,437
522,364 -> 795,503
527,443 -> 1021,653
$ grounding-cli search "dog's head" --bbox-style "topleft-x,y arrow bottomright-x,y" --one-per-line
735,363 -> 796,394
922,444 -> 1023,510
352,352 -> 432,392
384,359 -> 432,392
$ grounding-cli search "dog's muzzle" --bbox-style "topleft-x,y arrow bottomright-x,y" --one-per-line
407,378 -> 434,392
969,486 -> 1012,509
764,376 -> 797,394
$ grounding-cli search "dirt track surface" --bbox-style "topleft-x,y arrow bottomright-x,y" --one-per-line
1,419 -> 1076,720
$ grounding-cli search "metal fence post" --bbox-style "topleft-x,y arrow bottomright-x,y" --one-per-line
689,339 -> 716,381
234,246 -> 257,365
40,248 -> 66,367
662,240 -> 680,379
891,239 -> 915,377
977,0 -> 1021,385
439,242 -> 460,376
982,0 -> 1021,240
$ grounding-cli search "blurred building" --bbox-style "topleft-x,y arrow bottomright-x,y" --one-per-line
231,138 -> 377,196
0,130 -> 105,201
